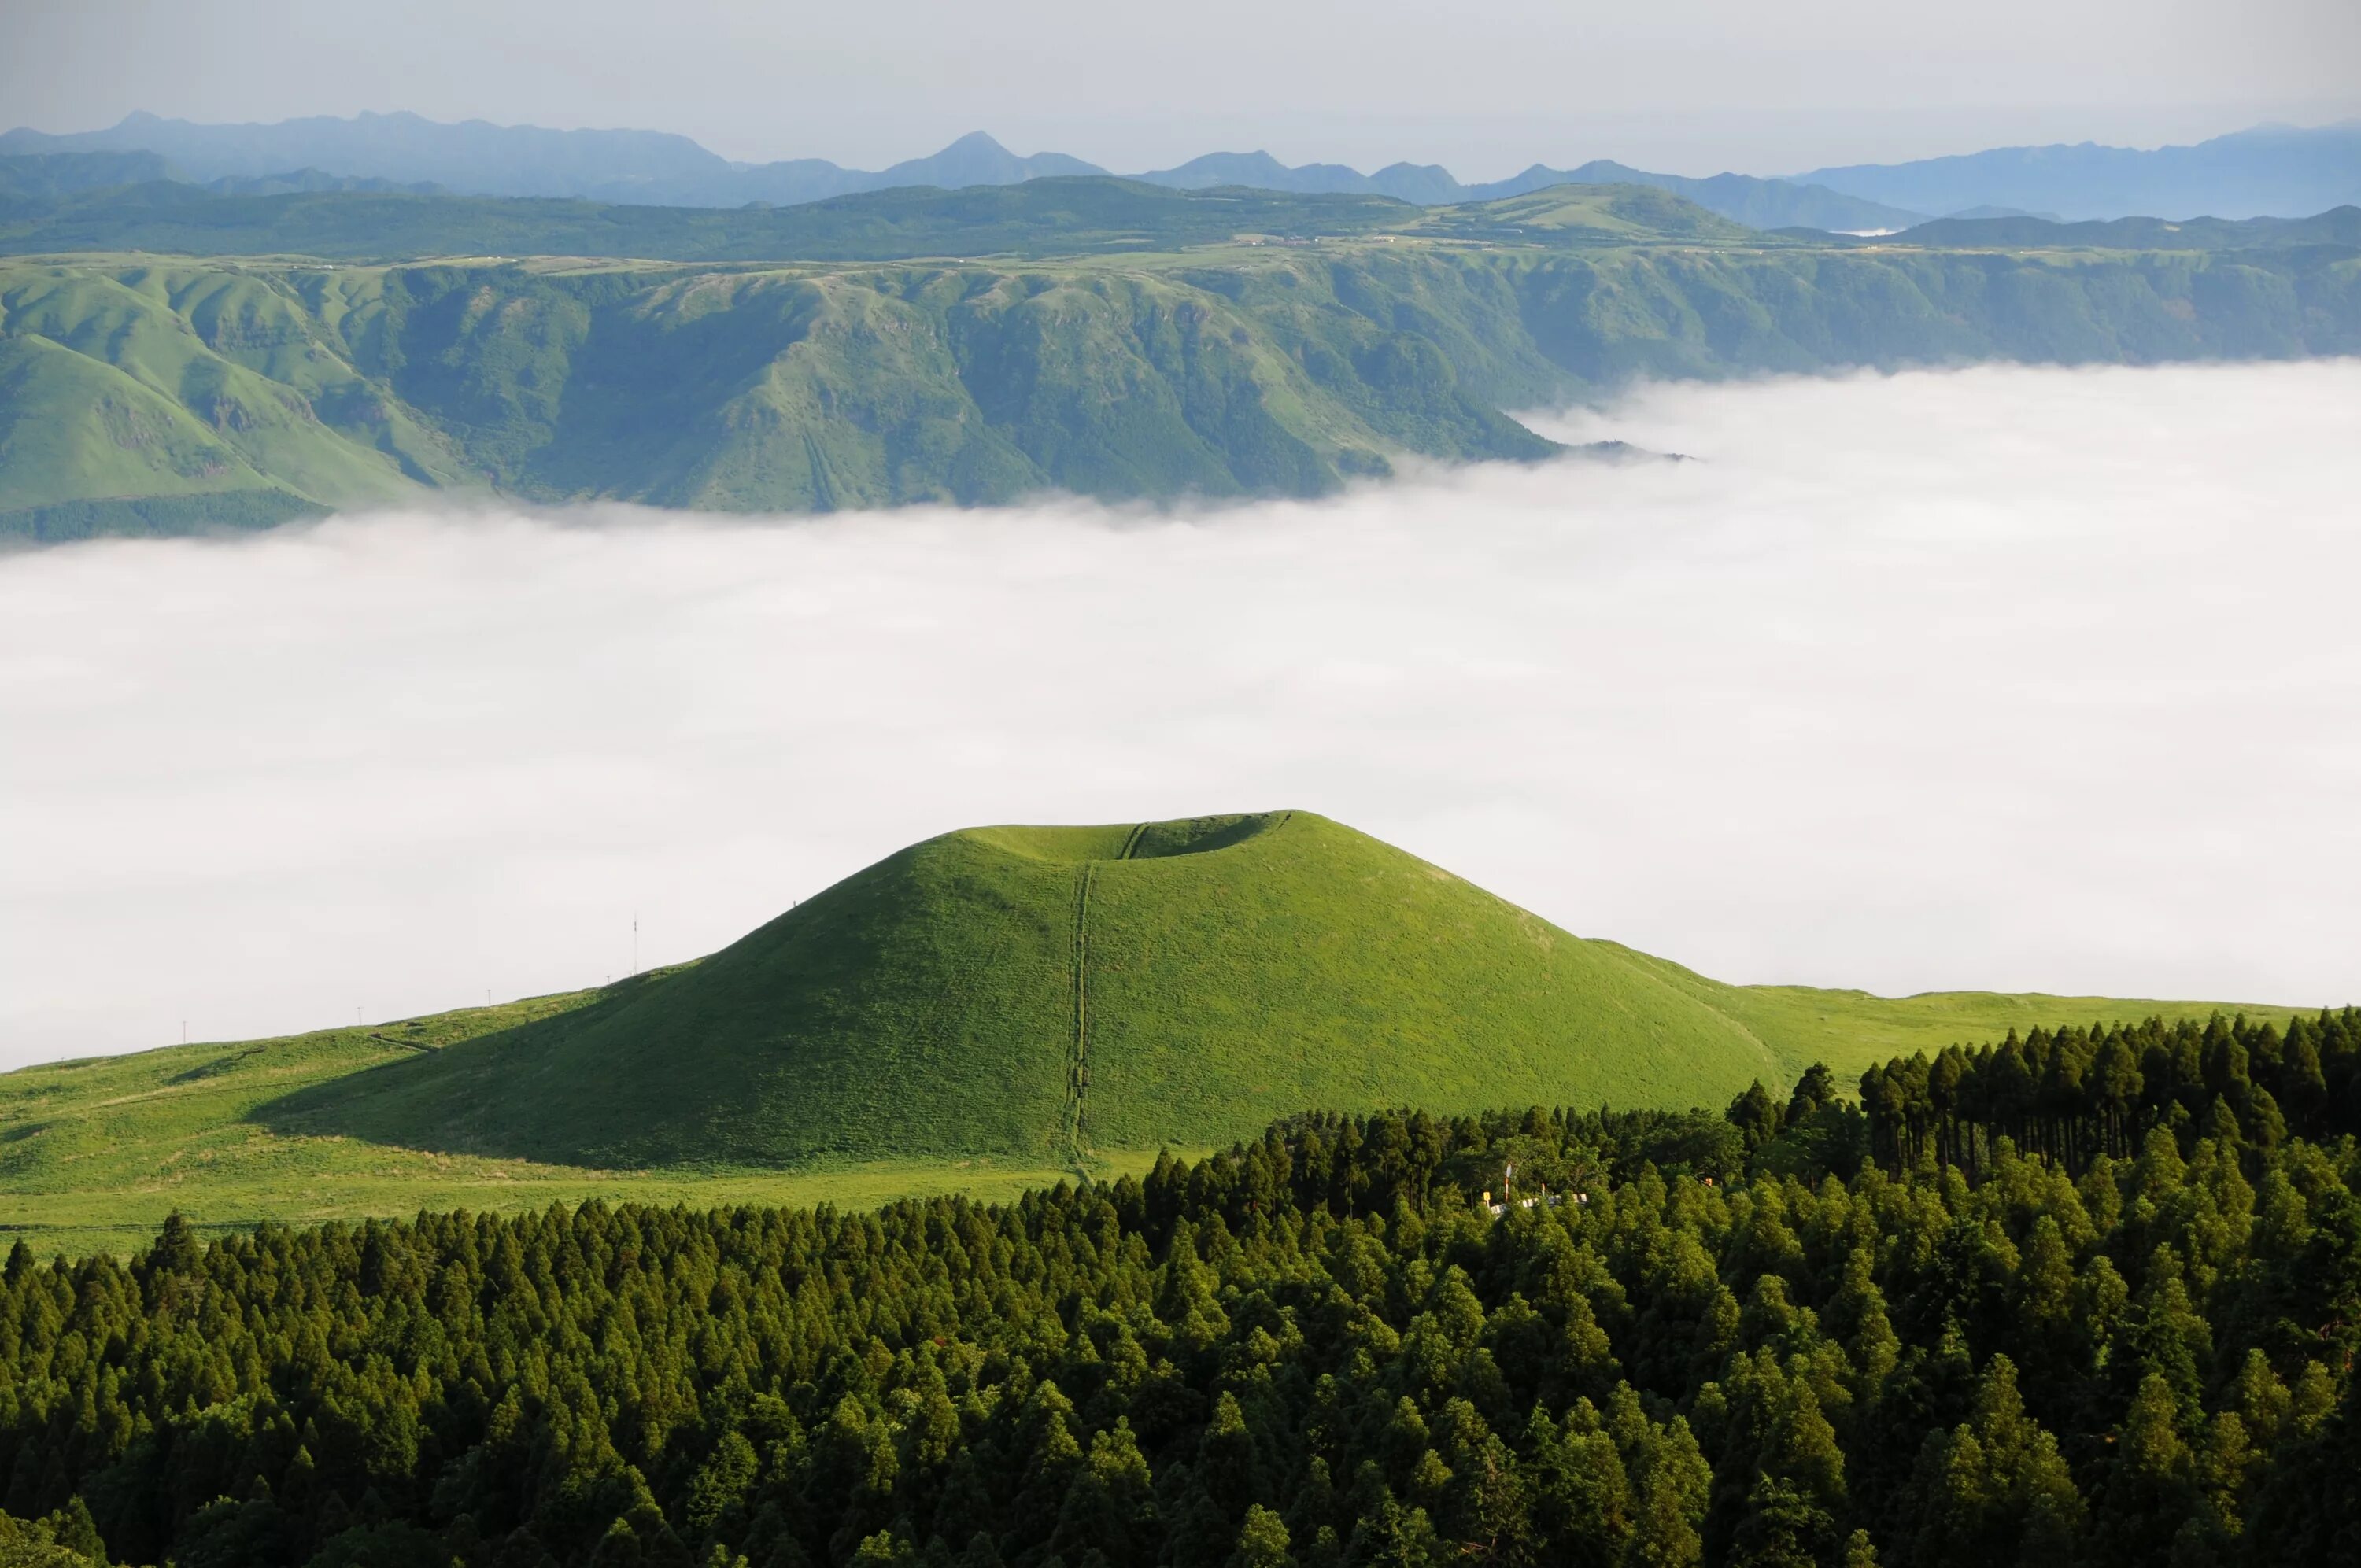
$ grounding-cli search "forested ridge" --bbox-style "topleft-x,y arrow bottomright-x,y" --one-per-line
3,1009 -> 2357,1568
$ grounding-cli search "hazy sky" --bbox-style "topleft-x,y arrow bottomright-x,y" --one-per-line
6,0 -> 2359,176
4,360 -> 2358,1068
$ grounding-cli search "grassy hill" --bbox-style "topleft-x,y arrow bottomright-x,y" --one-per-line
256,810 -> 1801,1170
6,222 -> 2357,538
1428,184 -> 1759,245
1,811 -> 2304,1256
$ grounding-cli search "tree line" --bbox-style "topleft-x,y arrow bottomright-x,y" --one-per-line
1853,1009 -> 2361,1177
0,1021 -> 2355,1568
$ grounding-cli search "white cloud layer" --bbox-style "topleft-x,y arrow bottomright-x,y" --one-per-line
4,360 -> 2359,1068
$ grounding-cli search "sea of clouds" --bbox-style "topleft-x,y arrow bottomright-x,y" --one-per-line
4,360 -> 2358,1066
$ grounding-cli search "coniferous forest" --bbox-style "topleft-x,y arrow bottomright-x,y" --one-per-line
4,1010 -> 2358,1568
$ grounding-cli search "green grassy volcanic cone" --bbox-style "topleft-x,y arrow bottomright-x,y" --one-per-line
263,810 -> 1794,1167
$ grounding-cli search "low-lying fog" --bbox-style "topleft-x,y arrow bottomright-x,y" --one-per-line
5,360 -> 2358,1065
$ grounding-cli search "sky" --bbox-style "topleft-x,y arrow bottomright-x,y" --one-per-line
6,0 -> 2359,178
3,360 -> 2359,1069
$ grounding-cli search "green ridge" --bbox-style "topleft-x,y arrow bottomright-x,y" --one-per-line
0,177 -> 1751,264
4,202 -> 2355,533
0,811 -> 2304,1255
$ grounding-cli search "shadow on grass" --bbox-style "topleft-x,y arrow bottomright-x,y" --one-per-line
245,972 -> 666,1168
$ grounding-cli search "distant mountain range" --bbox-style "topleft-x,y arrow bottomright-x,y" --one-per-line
0,111 -> 1924,231
0,113 -> 1095,205
1795,121 -> 2361,222
12,110 -> 2350,230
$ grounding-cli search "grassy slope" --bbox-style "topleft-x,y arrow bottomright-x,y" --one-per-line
0,987 -> 1148,1259
3,812 -> 2302,1257
0,261 -> 467,534
1071,815 -> 1781,1145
